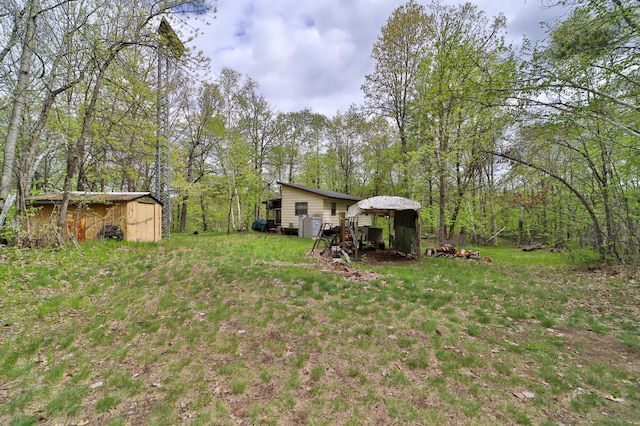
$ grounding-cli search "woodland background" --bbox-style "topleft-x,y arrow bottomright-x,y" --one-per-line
0,0 -> 638,262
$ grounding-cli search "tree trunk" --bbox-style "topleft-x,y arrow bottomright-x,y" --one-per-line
179,155 -> 195,233
226,189 -> 234,235
17,81 -> 71,226
518,206 -> 525,247
0,0 -> 38,210
599,152 -> 621,261
58,48 -> 122,236
438,170 -> 446,242
436,122 -> 448,242
76,164 -> 87,191
489,188 -> 498,247
437,170 -> 447,241
199,192 -> 208,231
398,125 -> 410,197
179,196 -> 188,232
235,186 -> 242,230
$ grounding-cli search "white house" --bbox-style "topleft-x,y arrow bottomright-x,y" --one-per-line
266,182 -> 369,234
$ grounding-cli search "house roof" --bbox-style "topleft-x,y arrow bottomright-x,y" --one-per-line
27,192 -> 162,205
347,196 -> 421,217
278,182 -> 361,202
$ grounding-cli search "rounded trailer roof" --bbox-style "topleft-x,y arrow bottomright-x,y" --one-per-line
348,196 -> 421,217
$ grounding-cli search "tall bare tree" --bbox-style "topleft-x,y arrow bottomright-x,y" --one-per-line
0,0 -> 39,216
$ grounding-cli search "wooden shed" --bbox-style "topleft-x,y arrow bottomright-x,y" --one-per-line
26,192 -> 162,243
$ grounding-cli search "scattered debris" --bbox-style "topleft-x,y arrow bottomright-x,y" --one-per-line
310,250 -> 386,282
443,345 -> 463,355
522,242 -> 543,252
513,390 -> 536,400
424,244 -> 491,262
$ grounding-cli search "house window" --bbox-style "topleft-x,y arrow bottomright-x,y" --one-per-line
295,202 -> 308,216
331,202 -> 336,216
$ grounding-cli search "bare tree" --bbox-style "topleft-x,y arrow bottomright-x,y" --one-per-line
0,0 -> 39,217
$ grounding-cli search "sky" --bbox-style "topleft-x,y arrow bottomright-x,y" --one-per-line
187,0 -> 568,117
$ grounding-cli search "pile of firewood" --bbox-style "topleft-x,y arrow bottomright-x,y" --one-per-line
425,244 -> 491,262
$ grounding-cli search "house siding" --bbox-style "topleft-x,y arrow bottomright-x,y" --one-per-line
279,185 -> 370,230
281,186 -> 325,228
321,199 -> 357,226
347,212 -> 373,227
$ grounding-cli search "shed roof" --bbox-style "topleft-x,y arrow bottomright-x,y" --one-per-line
347,196 -> 421,217
27,192 -> 161,205
278,182 -> 361,202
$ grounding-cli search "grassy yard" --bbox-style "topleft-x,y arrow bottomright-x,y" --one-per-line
1,232 -> 639,425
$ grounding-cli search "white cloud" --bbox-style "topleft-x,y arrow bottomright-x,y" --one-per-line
188,0 -> 568,117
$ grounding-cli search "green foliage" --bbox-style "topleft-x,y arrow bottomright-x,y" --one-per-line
2,0 -> 640,271
549,4 -> 623,60
567,248 -> 603,269
362,0 -> 432,193
409,2 -> 516,241
511,0 -> 640,261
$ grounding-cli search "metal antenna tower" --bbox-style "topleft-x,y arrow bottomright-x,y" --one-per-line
156,18 -> 184,238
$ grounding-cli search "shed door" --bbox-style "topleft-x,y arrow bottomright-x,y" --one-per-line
68,215 -> 87,242
131,202 -> 156,242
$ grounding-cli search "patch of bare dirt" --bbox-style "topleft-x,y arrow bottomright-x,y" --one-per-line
253,254 -> 387,282
552,326 -> 640,375
357,248 -> 418,265
485,320 -> 640,377
309,248 -> 394,282
251,260 -> 316,269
